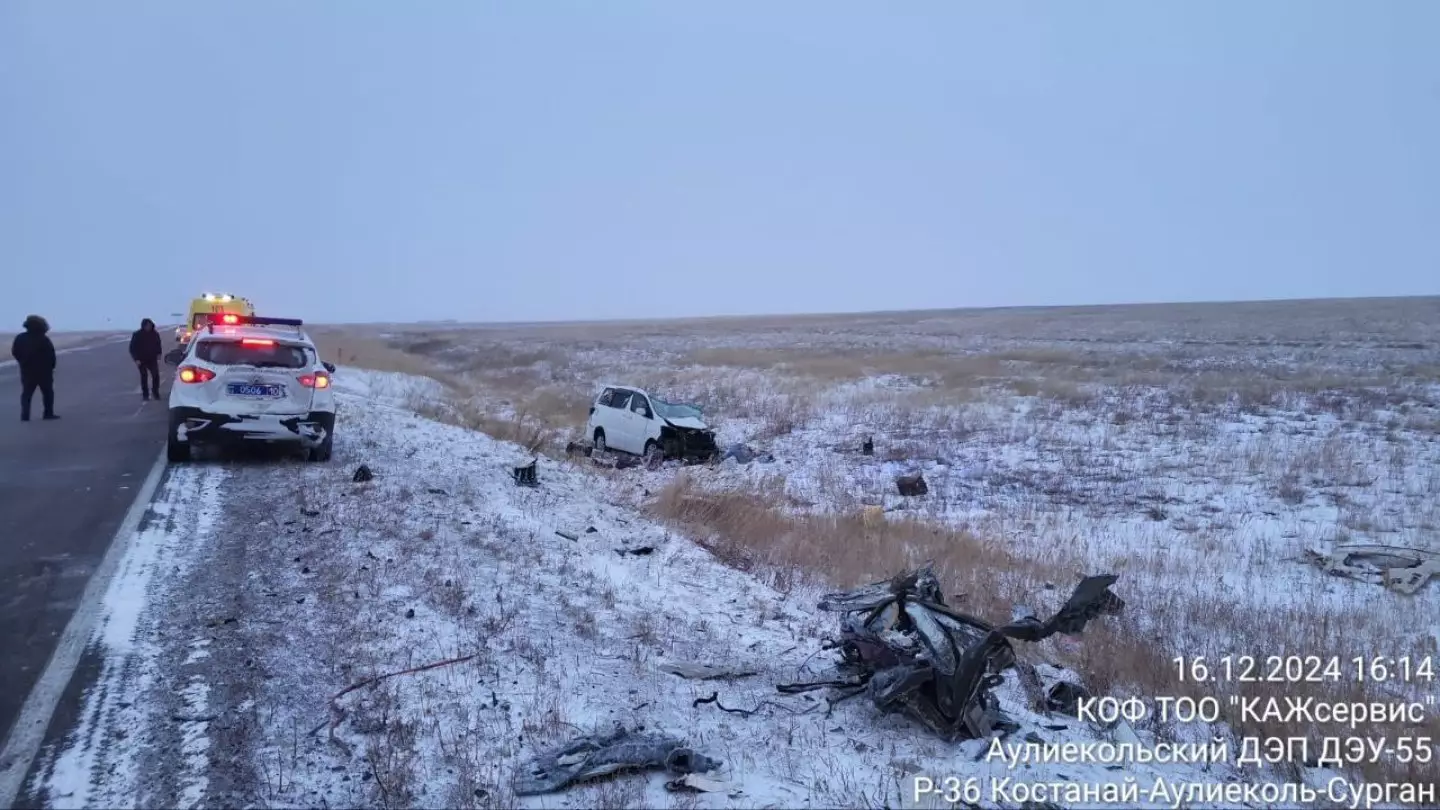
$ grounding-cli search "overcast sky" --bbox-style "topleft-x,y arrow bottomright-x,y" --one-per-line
3,1 -> 1437,331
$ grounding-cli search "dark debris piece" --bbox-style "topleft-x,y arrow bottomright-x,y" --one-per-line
788,563 -> 1123,741
513,725 -> 721,796
895,472 -> 928,497
513,460 -> 539,487
352,464 -> 374,483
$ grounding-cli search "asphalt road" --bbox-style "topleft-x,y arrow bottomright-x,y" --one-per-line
0,339 -> 170,749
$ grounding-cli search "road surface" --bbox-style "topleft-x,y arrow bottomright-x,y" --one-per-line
0,340 -> 169,769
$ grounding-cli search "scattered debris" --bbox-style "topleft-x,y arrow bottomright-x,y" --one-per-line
665,773 -> 737,794
721,443 -> 776,465
659,662 -> 759,681
565,440 -> 594,457
426,487 -> 448,495
614,456 -> 641,470
352,464 -> 374,483
556,530 -> 580,542
616,546 -> 655,557
585,526 -> 598,534
861,436 -> 874,456
693,691 -> 813,717
512,725 -> 722,796
512,459 -> 539,487
313,652 -> 478,740
1045,680 -> 1091,716
1304,544 -> 1440,594
778,564 -> 1124,741
895,471 -> 928,497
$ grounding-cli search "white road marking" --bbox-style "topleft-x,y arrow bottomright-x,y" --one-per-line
0,447 -> 169,810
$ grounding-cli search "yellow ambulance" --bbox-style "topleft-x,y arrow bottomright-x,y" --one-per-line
175,293 -> 255,344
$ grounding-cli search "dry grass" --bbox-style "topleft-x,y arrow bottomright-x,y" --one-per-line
647,474 -> 1440,789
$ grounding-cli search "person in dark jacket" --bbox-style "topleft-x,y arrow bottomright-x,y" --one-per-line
129,318 -> 164,401
11,314 -> 59,421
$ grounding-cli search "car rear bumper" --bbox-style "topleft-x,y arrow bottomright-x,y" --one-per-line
170,406 -> 334,447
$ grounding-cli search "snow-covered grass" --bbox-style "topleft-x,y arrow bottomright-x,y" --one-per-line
312,298 -> 1440,795
221,367 -> 1295,809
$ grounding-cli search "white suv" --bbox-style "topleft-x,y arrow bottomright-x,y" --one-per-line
164,315 -> 337,463
585,384 -> 719,463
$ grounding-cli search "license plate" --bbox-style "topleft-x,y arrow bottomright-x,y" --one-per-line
227,383 -> 284,398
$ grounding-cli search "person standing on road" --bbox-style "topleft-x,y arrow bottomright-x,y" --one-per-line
129,317 -> 163,401
11,314 -> 59,422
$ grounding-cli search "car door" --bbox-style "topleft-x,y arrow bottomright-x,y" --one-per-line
629,392 -> 660,448
601,389 -> 635,452
614,389 -> 648,453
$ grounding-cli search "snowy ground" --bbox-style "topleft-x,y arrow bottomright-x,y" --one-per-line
312,298 -> 1440,795
19,367 -> 1361,810
20,299 -> 1440,809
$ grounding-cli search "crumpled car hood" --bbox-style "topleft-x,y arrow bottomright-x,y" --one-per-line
664,415 -> 709,430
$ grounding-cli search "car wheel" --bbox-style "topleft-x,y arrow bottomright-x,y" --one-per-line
167,434 -> 191,463
166,412 -> 191,462
308,433 -> 334,462
643,440 -> 663,467
593,429 -> 607,453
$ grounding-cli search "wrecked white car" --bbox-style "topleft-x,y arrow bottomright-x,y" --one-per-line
586,385 -> 719,463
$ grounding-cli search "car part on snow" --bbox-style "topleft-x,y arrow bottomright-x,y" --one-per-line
513,459 -> 538,487
862,436 -> 874,456
658,662 -> 759,681
1045,680 -> 1091,716
721,443 -> 775,465
565,440 -> 594,457
778,564 -> 1124,741
352,464 -> 374,483
895,471 -> 928,497
512,725 -> 722,796
1303,544 -> 1439,594
665,773 -> 737,795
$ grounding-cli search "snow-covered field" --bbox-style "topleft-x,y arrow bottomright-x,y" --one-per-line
20,299 -> 1439,809
309,298 -> 1440,797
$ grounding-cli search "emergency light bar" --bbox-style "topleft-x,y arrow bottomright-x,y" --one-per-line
202,314 -> 306,333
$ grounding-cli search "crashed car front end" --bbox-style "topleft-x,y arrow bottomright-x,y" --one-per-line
652,398 -> 720,462
659,423 -> 719,463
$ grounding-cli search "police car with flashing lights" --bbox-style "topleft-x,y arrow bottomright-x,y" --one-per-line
164,314 -> 337,463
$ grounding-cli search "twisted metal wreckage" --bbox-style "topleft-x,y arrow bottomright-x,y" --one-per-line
511,565 -> 1124,796
779,564 -> 1126,741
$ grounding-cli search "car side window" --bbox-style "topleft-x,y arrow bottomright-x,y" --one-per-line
597,388 -> 616,407
631,395 -> 652,418
609,391 -> 632,410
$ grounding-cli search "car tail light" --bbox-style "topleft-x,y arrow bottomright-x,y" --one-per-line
178,366 -> 216,384
298,372 -> 330,389
241,338 -> 275,346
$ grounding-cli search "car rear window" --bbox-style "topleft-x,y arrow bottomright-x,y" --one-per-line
196,339 -> 309,369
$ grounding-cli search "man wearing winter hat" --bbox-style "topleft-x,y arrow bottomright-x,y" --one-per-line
10,314 -> 59,421
129,317 -> 163,401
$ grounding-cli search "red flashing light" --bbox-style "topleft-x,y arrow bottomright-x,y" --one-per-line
240,338 -> 275,346
298,372 -> 331,389
178,366 -> 216,384
221,314 -> 240,324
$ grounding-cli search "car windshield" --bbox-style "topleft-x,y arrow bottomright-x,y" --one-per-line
651,397 -> 703,421
196,339 -> 309,369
